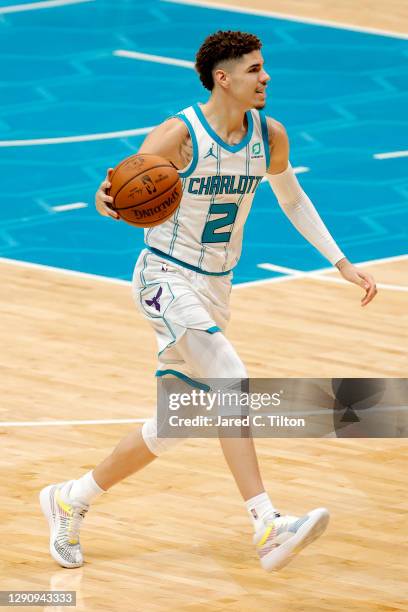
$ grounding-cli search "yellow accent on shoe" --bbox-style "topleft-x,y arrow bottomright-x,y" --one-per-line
56,490 -> 79,544
257,523 -> 274,548
68,516 -> 79,545
56,489 -> 73,515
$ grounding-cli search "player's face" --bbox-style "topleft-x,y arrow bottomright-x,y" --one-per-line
230,50 -> 270,109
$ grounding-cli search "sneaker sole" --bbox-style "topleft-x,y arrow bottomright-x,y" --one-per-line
39,485 -> 83,569
260,507 -> 330,572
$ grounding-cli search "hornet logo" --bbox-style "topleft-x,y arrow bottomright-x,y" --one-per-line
145,286 -> 163,312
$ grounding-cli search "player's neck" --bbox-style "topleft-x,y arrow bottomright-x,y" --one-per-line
200,95 -> 249,144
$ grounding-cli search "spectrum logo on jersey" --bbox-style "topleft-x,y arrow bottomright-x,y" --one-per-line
251,142 -> 263,159
187,175 -> 263,196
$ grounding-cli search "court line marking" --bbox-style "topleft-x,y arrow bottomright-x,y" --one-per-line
0,256 -> 132,286
0,418 -> 147,427
233,253 -> 408,289
114,49 -> 195,69
2,405 -> 405,428
257,262 -> 408,292
0,0 -> 93,14
161,0 -> 408,40
52,202 -> 88,212
0,126 -> 154,147
374,151 -> 408,160
261,166 -> 309,181
0,253 -> 406,290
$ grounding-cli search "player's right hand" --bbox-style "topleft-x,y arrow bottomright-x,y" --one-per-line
95,168 -> 119,220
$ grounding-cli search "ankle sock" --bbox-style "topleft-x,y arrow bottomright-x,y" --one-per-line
245,491 -> 276,531
63,470 -> 105,505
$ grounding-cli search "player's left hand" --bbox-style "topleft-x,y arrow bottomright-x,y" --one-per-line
336,259 -> 377,306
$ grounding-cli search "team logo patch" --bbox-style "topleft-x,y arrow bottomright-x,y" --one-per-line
141,282 -> 173,318
145,286 -> 162,312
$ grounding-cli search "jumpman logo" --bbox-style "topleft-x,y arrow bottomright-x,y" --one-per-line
204,143 -> 217,159
145,286 -> 163,312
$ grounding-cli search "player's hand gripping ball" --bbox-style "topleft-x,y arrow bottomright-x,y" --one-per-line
107,154 -> 182,227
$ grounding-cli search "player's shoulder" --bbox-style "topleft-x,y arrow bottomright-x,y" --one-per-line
265,116 -> 288,145
152,116 -> 190,141
139,114 -> 193,168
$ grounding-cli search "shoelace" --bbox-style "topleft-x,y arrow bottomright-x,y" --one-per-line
273,514 -> 298,530
67,504 -> 88,543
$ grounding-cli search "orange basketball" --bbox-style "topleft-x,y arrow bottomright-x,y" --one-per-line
108,154 -> 182,227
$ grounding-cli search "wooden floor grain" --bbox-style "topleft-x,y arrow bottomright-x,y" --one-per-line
195,0 -> 408,35
1,257 -> 407,611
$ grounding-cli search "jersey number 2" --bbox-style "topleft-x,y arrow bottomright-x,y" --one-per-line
201,203 -> 238,243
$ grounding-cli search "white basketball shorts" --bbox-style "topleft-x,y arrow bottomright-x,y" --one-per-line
132,248 -> 232,377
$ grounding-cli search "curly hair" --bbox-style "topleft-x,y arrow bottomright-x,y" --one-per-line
195,30 -> 262,91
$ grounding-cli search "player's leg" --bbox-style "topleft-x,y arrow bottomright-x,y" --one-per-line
39,361 -> 186,569
91,341 -> 191,490
93,427 -> 156,490
175,328 -> 266,501
174,328 -> 330,571
39,251 -> 189,568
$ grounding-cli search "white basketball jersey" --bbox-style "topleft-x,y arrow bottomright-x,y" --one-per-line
144,103 -> 270,274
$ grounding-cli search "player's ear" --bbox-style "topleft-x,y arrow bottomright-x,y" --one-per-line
213,68 -> 229,89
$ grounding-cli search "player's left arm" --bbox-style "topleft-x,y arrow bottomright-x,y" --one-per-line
265,117 -> 377,307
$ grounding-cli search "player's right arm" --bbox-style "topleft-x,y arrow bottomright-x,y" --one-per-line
95,118 -> 191,219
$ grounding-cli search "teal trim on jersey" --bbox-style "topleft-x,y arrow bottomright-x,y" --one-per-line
155,369 -> 210,391
139,254 -> 177,355
158,343 -> 174,358
140,285 -> 177,353
221,143 -> 249,271
139,250 -> 149,286
145,245 -> 232,276
174,112 -> 199,178
145,227 -> 153,245
259,110 -> 270,170
193,103 -> 253,153
168,177 -> 185,256
198,143 -> 220,269
206,326 -> 221,334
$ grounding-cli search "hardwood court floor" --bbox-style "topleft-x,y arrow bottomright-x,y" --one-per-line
0,258 -> 407,611
199,0 -> 408,35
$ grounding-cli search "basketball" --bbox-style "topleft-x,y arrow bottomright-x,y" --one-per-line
108,153 -> 182,227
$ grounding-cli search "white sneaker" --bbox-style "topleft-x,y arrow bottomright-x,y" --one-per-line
254,507 -> 330,571
40,481 -> 89,569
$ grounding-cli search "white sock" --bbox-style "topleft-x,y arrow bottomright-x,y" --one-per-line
245,492 -> 276,532
63,470 -> 105,505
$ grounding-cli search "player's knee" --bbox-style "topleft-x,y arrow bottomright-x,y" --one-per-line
229,360 -> 247,379
217,352 -> 247,379
141,418 -> 182,456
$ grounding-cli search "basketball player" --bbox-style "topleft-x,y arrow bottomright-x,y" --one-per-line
40,31 -> 377,572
